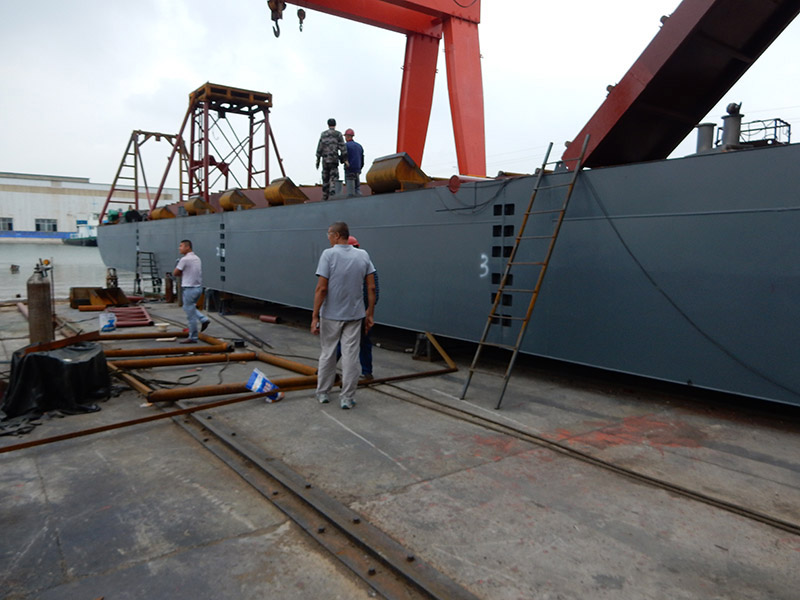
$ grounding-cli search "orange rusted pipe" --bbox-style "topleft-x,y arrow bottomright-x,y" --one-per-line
255,350 -> 317,376
0,390 -> 281,456
107,363 -> 152,396
103,343 -> 231,358
100,331 -> 188,340
199,332 -> 227,345
99,331 -> 226,344
110,352 -> 258,369
147,375 -> 318,402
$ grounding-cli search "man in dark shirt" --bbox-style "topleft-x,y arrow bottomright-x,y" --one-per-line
344,128 -> 364,196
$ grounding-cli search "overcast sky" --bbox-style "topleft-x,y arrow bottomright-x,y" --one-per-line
2,1 -> 799,188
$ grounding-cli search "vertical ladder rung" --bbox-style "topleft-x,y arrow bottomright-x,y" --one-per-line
487,315 -> 526,322
526,208 -> 564,216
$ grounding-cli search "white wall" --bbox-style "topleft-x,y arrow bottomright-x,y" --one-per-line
0,172 -> 177,237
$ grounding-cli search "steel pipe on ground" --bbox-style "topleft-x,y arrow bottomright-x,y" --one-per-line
109,352 -> 258,369
107,363 -> 153,396
103,343 -> 231,358
147,375 -> 318,402
0,391 -> 278,455
255,350 -> 318,375
100,331 -> 188,340
99,332 -> 226,345
107,350 -> 316,375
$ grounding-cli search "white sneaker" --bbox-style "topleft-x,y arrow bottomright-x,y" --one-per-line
317,392 -> 330,404
340,398 -> 356,410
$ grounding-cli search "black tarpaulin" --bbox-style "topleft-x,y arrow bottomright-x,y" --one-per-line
1,342 -> 110,419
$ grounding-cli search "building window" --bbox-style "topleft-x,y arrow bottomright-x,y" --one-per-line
0,217 -> 12,231
35,218 -> 58,232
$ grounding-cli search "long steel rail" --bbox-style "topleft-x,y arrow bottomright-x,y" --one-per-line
170,397 -> 479,600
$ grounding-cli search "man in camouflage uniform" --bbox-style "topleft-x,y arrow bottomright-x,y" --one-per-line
316,118 -> 348,201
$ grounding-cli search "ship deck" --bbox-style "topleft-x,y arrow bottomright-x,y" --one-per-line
1,300 -> 799,599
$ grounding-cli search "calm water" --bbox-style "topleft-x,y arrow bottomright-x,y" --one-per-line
0,242 -> 136,302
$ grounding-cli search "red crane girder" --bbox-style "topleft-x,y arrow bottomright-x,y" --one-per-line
284,0 -> 486,176
562,0 -> 800,169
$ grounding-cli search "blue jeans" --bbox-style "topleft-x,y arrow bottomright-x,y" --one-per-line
346,172 -> 361,196
182,286 -> 207,341
336,321 -> 372,376
359,327 -> 372,375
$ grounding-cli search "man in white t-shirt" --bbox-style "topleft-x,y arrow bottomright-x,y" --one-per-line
311,222 -> 376,409
173,239 -> 211,344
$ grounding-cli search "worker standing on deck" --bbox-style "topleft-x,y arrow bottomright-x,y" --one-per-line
316,118 -> 348,201
334,234 -> 379,379
348,235 -> 378,380
344,128 -> 364,196
174,239 -> 210,344
312,222 -> 376,409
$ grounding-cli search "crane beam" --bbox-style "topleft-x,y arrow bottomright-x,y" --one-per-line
562,0 -> 800,169
284,0 -> 486,175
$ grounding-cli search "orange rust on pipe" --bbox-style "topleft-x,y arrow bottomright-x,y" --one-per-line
103,343 -> 231,358
99,331 -> 228,347
199,332 -> 227,346
147,375 -> 318,402
21,331 -> 101,356
108,363 -> 153,396
100,331 -> 189,340
0,390 -> 282,456
254,350 -> 317,376
98,331 -> 225,344
110,352 -> 258,369
259,314 -> 280,324
78,305 -> 107,312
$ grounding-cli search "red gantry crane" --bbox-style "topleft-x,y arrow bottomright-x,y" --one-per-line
270,0 -> 486,177
101,0 -> 800,223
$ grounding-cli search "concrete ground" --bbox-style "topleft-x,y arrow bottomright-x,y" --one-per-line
1,299 -> 799,599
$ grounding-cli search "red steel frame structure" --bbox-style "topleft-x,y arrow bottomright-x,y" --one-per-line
562,0 -> 800,169
99,130 -> 192,223
102,84 -> 284,219
280,0 -> 486,176
166,83 -> 281,206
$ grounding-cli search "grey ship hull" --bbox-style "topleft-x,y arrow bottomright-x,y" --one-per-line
98,144 -> 800,407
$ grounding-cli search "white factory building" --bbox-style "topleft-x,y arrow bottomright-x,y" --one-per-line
0,172 -> 177,242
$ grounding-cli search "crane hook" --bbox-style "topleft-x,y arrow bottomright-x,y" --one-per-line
298,8 -> 306,32
267,0 -> 286,38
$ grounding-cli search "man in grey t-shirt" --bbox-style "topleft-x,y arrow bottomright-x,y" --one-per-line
173,239 -> 211,344
311,222 -> 376,409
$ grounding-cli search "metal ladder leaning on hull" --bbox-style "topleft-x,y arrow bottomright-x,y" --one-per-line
135,251 -> 162,296
460,136 -> 590,409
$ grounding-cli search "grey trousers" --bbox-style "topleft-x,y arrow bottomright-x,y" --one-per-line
316,318 -> 361,402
